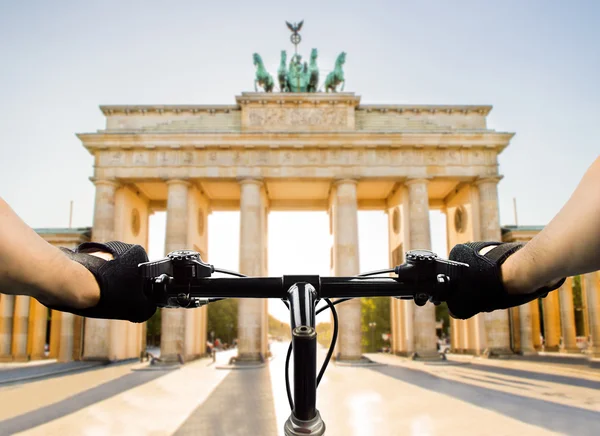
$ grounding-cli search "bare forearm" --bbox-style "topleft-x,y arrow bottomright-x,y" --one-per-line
0,197 -> 99,308
503,156 -> 600,293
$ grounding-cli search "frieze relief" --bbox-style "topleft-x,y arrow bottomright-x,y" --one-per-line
245,107 -> 349,130
97,148 -> 495,169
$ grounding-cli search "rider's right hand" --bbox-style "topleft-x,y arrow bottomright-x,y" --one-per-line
445,241 -> 565,319
47,241 -> 157,323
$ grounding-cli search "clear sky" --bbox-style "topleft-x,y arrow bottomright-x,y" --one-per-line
1,1 -> 598,322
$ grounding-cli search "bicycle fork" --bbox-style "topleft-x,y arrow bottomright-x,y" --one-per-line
284,282 -> 326,436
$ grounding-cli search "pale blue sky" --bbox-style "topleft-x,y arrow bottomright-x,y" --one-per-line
1,1 -> 598,321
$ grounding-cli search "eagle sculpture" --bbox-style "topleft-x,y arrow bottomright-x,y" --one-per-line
286,20 -> 304,33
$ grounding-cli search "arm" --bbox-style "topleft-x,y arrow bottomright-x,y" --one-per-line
0,197 -> 101,308
502,156 -> 600,294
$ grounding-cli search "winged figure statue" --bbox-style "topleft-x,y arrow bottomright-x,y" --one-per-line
286,20 -> 304,33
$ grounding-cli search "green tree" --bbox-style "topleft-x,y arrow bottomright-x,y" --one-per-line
360,297 -> 391,352
207,299 -> 238,345
316,322 -> 333,348
268,315 -> 291,340
146,309 -> 161,347
436,302 -> 450,337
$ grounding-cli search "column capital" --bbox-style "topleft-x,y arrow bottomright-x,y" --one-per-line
238,178 -> 264,187
332,178 -> 358,187
405,177 -> 431,186
89,177 -> 120,188
165,178 -> 191,187
474,175 -> 503,186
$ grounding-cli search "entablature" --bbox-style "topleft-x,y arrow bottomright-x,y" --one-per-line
78,131 -> 514,153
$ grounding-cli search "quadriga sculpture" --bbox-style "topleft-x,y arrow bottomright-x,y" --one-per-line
253,53 -> 274,92
324,52 -> 346,93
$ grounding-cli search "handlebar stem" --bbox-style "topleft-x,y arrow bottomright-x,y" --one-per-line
287,283 -> 318,422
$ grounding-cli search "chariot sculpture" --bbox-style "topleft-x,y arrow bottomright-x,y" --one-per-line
252,21 -> 346,93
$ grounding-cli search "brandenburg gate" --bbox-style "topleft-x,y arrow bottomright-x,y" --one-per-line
2,92 -> 600,363
0,22 -> 599,365
75,91 -> 515,361
0,21 -> 600,361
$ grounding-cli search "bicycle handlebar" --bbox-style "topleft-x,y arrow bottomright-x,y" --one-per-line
138,248 -> 468,436
139,248 -> 469,308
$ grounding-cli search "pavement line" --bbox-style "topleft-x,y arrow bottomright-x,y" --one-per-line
0,361 -> 107,386
317,360 -> 560,435
368,363 -> 600,435
447,354 -> 600,380
1,365 -> 174,435
14,358 -> 230,436
174,365 -> 279,436
0,361 -> 143,421
371,353 -> 600,412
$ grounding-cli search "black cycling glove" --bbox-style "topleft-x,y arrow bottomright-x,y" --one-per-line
446,241 -> 565,319
48,241 -> 157,323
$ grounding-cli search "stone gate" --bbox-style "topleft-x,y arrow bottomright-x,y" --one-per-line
74,91 -> 514,361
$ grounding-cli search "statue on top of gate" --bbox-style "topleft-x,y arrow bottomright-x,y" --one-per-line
251,21 -> 346,93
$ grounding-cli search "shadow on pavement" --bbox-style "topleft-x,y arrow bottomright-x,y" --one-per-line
369,364 -> 600,436
0,365 -> 175,435
0,361 -> 110,386
465,362 -> 600,390
174,366 -> 279,436
0,359 -> 144,387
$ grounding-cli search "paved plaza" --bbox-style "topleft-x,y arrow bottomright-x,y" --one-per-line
0,342 -> 598,436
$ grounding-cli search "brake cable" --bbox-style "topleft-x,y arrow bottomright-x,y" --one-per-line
212,266 -> 391,412
284,297 -> 352,411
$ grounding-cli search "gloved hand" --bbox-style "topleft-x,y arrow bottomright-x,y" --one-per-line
48,241 -> 156,323
446,241 -> 564,319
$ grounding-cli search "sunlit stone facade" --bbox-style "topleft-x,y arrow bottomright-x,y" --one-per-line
5,92 -> 597,363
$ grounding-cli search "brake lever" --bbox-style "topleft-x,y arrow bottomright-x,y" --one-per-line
393,250 -> 469,305
139,250 -> 214,308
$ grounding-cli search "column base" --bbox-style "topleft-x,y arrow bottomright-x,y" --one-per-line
30,354 -> 47,361
233,352 -> 265,362
334,355 -> 383,367
518,349 -> 539,356
451,348 -> 486,356
409,350 -> 444,361
156,353 -> 185,365
215,353 -> 267,370
559,347 -> 581,354
334,352 -> 364,361
482,347 -> 515,358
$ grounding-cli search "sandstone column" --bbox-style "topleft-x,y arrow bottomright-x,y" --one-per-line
476,177 -> 511,354
48,311 -> 61,359
449,318 -> 460,351
29,300 -> 48,360
387,202 -> 406,355
0,295 -> 15,359
518,299 -> 536,354
92,180 -> 119,242
581,278 -> 590,340
84,179 -> 119,359
58,312 -> 75,362
531,300 -> 542,350
583,272 -> 600,357
558,277 -> 578,352
542,291 -> 561,351
160,180 -> 190,363
11,296 -> 31,360
237,179 -> 267,361
331,180 -> 362,360
406,179 -> 437,357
